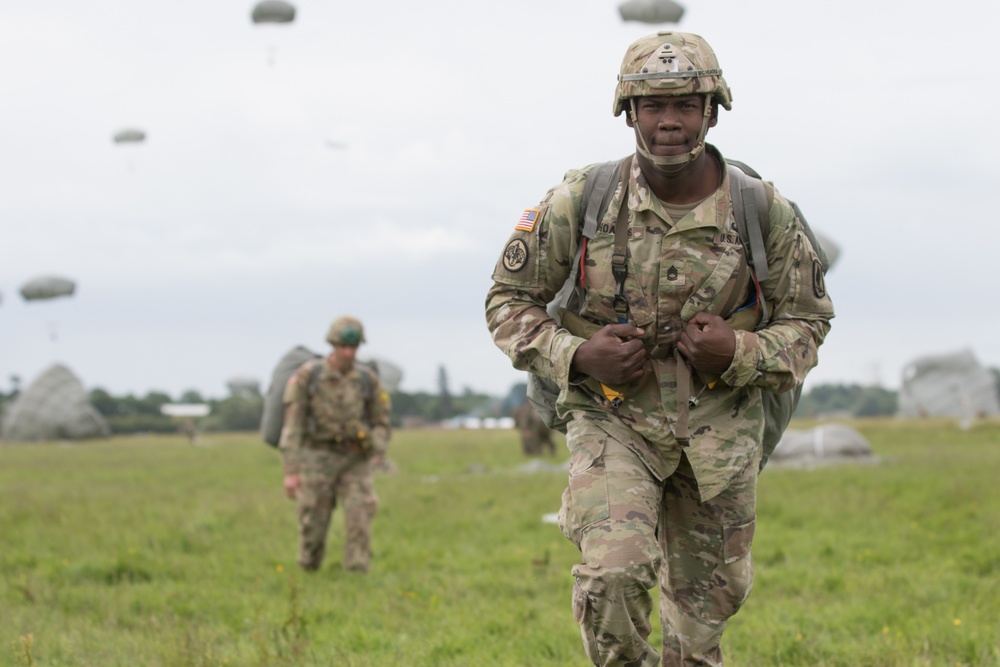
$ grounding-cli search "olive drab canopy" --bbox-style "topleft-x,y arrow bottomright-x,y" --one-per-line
251,0 -> 295,23
1,364 -> 110,442
618,0 -> 685,25
898,349 -> 1000,419
113,129 -> 146,144
19,275 -> 76,302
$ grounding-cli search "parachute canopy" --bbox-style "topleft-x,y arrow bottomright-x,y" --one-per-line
618,0 -> 685,24
362,356 -> 403,393
251,0 -> 295,23
813,230 -> 841,270
20,275 -> 76,302
113,128 -> 146,144
769,424 -> 877,468
898,349 -> 1000,419
1,364 -> 110,442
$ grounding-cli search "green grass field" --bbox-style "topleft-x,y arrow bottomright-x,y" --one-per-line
2,420 -> 999,666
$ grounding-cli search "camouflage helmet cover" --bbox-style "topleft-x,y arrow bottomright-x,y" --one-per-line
326,315 -> 365,346
613,31 -> 732,117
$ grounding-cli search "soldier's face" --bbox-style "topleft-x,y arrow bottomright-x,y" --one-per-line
332,344 -> 358,371
626,95 -> 717,157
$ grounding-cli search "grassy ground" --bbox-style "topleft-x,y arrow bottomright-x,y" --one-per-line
1,420 -> 998,666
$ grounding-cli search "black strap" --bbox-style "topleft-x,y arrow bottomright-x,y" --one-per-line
610,156 -> 633,323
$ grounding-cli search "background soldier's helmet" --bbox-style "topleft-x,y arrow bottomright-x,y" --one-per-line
326,315 -> 366,346
613,31 -> 732,117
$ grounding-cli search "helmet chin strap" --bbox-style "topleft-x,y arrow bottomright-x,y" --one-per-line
629,97 -> 712,176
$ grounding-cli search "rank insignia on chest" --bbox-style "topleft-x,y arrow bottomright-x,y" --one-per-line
515,209 -> 540,232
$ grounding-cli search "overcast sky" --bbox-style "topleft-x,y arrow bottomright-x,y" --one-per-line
1,0 -> 997,400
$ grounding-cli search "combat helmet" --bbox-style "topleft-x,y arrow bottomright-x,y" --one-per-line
326,315 -> 365,346
614,32 -> 732,174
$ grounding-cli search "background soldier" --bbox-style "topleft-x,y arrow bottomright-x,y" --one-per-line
486,32 -> 834,666
279,315 -> 391,573
511,401 -> 556,457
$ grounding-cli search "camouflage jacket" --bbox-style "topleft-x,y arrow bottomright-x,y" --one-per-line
279,356 -> 391,475
486,146 -> 834,500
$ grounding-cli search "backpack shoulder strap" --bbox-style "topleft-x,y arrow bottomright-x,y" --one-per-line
726,160 -> 771,283
581,158 -> 626,240
307,358 -> 323,397
548,156 -> 630,320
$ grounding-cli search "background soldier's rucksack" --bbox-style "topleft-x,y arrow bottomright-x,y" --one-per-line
525,157 -> 830,471
260,346 -> 377,448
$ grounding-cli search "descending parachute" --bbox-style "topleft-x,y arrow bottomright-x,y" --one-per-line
20,275 -> 76,302
113,128 -> 146,144
618,0 -> 685,24
1,364 -> 110,442
251,0 -> 295,24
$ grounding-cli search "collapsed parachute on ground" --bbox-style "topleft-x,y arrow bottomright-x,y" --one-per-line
20,275 -> 76,302
618,0 -> 684,24
113,128 -> 146,144
362,357 -> 403,393
898,349 -> 1000,419
1,364 -> 110,442
251,0 -> 295,23
769,423 -> 876,468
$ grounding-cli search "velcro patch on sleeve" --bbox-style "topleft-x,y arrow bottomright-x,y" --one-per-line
515,209 -> 540,232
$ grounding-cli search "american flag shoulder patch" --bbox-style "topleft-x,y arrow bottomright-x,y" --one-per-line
515,208 -> 540,232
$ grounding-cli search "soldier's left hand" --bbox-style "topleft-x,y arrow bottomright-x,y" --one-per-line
678,312 -> 736,375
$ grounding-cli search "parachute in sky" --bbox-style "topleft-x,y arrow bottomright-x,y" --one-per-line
618,0 -> 685,24
20,275 -> 76,302
251,0 -> 295,24
1,364 -> 110,442
113,128 -> 146,144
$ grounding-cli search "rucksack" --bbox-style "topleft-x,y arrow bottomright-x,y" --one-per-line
525,157 -> 830,471
260,346 -> 377,448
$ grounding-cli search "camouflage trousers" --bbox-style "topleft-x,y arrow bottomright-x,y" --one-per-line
295,446 -> 379,572
558,419 -> 758,667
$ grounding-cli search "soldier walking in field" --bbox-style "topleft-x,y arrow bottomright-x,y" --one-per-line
511,400 -> 557,457
279,316 -> 391,573
486,32 -> 834,666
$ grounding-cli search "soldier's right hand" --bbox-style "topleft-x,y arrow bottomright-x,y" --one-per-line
571,324 -> 646,386
283,474 -> 301,500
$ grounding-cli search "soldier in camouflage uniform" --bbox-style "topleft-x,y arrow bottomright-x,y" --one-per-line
279,316 -> 391,573
511,401 -> 557,456
485,32 -> 834,666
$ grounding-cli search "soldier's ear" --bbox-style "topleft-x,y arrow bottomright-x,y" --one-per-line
708,102 -> 719,129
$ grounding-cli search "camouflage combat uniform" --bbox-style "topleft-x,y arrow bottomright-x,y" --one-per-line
279,356 -> 391,572
486,145 -> 834,665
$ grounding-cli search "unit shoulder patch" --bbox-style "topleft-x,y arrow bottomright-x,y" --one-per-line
502,238 -> 529,273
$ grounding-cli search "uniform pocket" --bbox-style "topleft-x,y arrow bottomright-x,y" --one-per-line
679,245 -> 744,321
722,517 -> 756,565
558,434 -> 610,546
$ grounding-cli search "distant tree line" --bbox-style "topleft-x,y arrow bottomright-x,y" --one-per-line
5,368 -> 998,438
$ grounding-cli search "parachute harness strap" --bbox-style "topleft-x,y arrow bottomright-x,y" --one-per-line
610,157 -> 634,323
